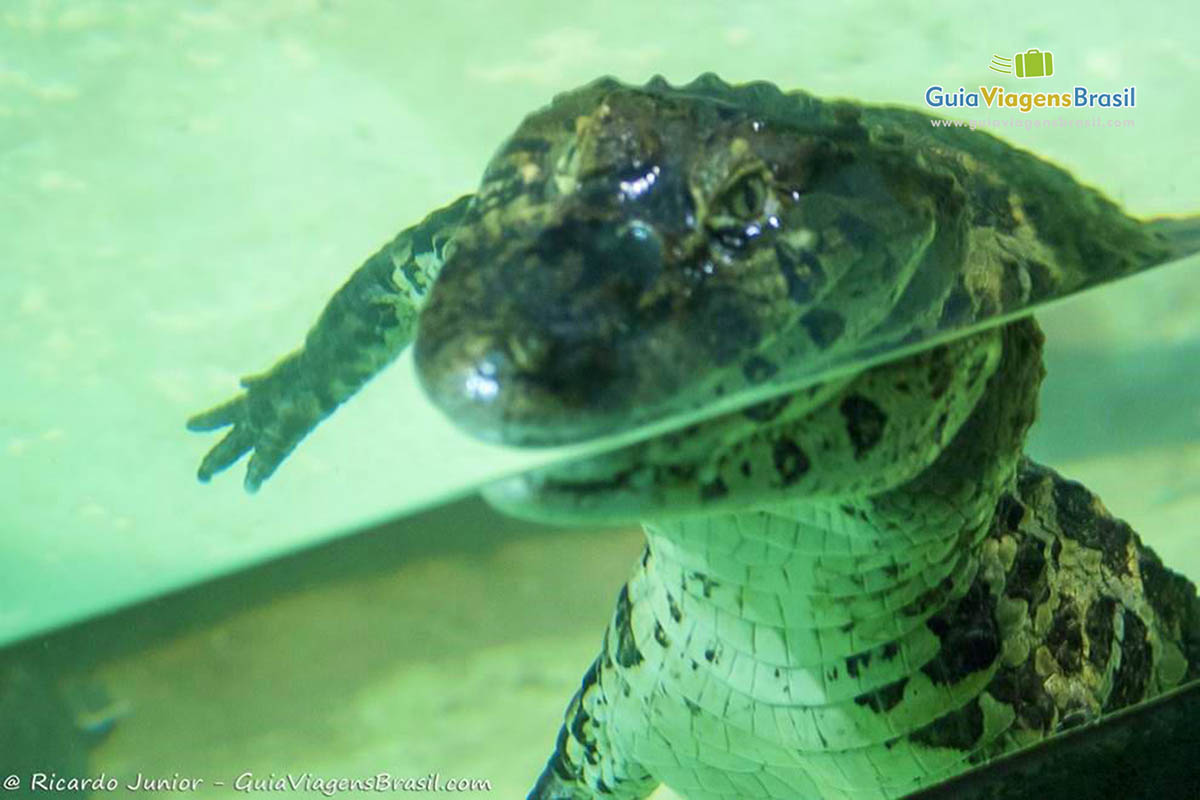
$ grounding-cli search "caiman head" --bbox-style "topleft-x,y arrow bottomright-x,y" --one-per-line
414,75 -> 954,447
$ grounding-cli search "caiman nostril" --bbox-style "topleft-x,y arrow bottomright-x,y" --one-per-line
611,220 -> 664,290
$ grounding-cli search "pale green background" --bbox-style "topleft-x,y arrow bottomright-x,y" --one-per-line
1,0 -> 1197,796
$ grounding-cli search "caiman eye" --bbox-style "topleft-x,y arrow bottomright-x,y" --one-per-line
707,172 -> 770,250
720,172 -> 767,219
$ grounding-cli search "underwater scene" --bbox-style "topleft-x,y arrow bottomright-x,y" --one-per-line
2,1 -> 1198,798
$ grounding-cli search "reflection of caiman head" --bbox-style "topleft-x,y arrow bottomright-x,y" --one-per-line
415,76 -> 950,447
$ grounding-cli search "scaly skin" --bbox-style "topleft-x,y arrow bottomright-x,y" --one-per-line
188,76 -> 1200,798
521,321 -> 1199,798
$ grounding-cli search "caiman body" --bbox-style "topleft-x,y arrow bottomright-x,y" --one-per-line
189,75 -> 1200,799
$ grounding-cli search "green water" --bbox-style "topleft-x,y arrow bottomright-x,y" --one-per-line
2,0 -> 1197,797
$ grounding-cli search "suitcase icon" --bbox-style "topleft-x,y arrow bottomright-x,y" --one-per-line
1014,49 -> 1054,78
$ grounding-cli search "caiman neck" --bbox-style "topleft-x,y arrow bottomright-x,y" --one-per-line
639,318 -> 1045,695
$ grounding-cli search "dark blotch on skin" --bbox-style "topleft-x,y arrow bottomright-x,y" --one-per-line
699,293 -> 761,365
653,621 -> 670,649
839,394 -> 888,459
845,650 -> 872,678
966,352 -> 990,388
549,726 -> 579,780
938,283 -> 974,328
1024,259 -> 1057,300
968,179 -> 1019,234
1053,479 -> 1132,576
854,678 -> 908,713
1085,597 -> 1117,671
834,211 -> 873,243
901,573 -> 958,619
799,308 -> 845,349
742,396 -> 791,423
774,240 -> 824,303
1104,610 -> 1150,712
990,660 -> 1056,735
1046,597 -> 1084,674
700,477 -> 729,501
927,354 -> 953,400
909,697 -> 984,750
666,592 -> 683,623
613,586 -> 644,668
1005,535 -> 1048,607
741,355 -> 779,383
922,579 -> 1000,685
771,438 -> 810,486
568,704 -> 597,765
996,493 -> 1026,531
690,572 -> 719,599
665,463 -> 698,482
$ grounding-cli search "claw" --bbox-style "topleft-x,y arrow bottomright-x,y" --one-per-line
196,426 -> 255,482
244,450 -> 281,493
187,396 -> 244,432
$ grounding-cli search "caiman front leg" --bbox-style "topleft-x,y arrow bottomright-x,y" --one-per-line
188,194 -> 473,490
